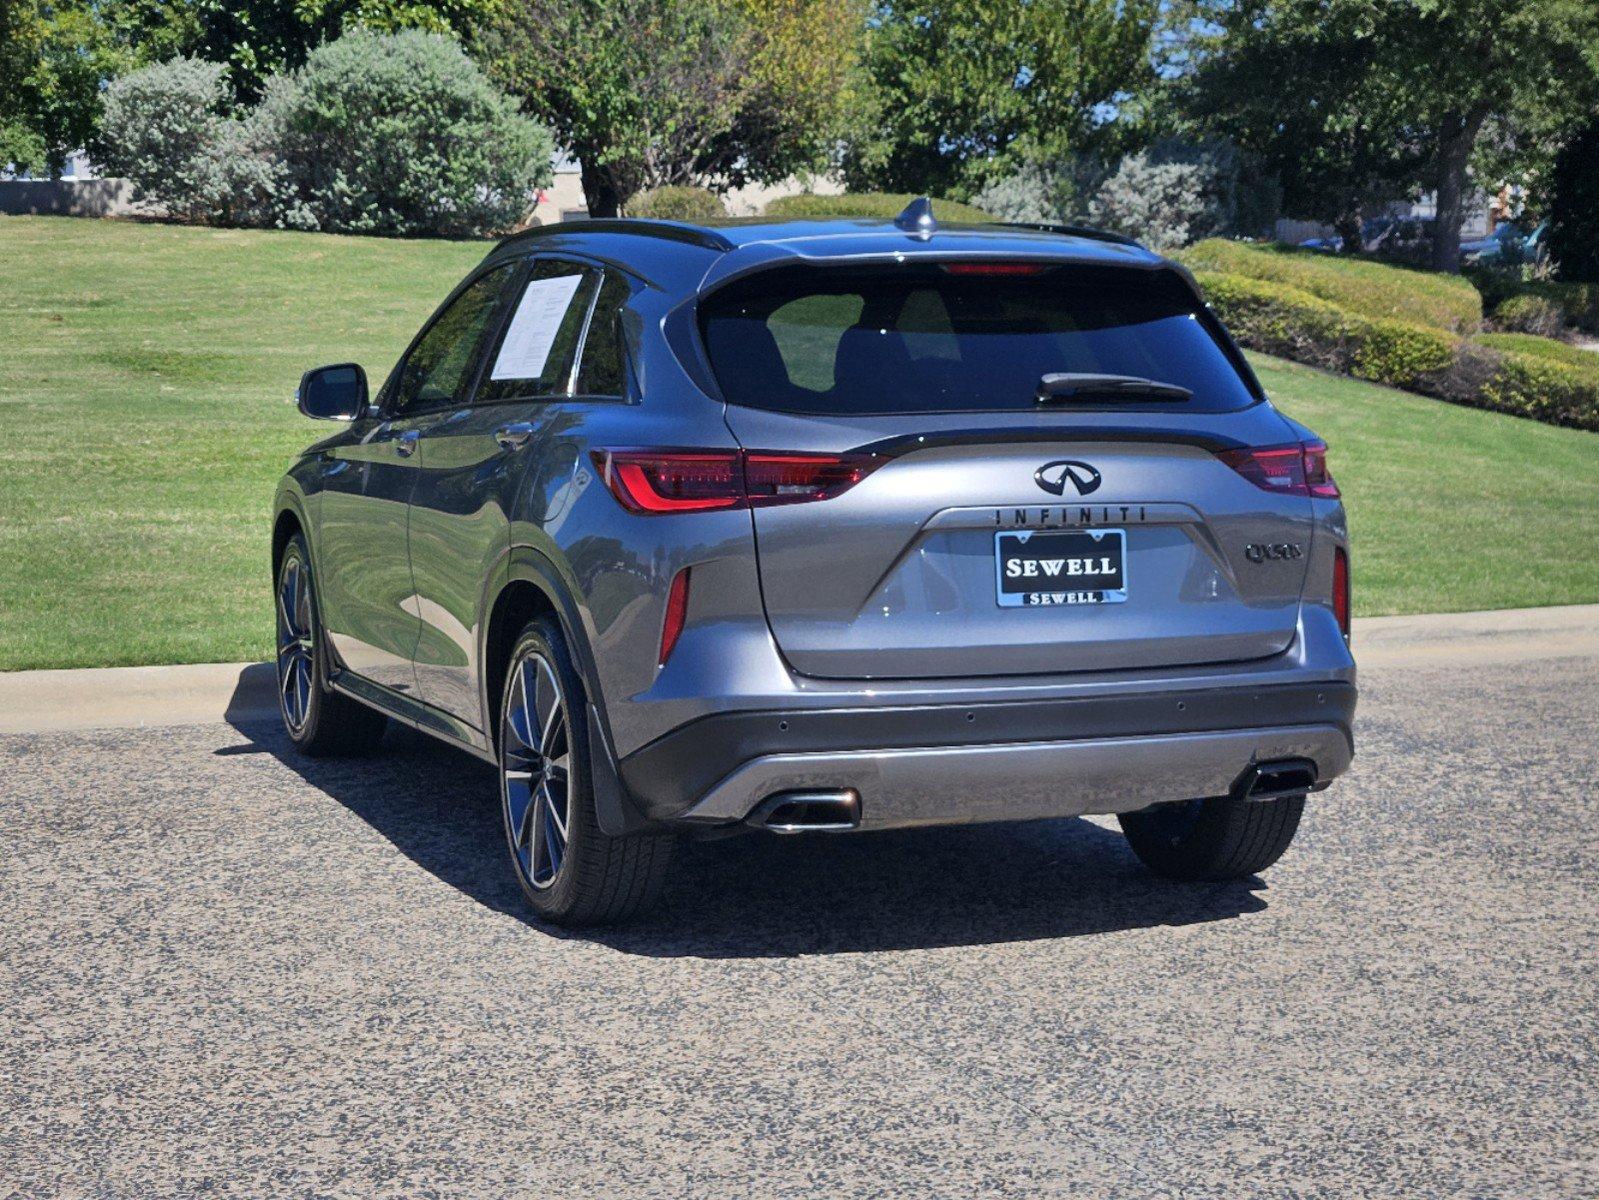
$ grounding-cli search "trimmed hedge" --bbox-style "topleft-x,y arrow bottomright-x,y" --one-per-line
764,191 -> 996,222
1493,293 -> 1567,337
1178,239 -> 1483,333
628,185 -> 728,220
1481,278 -> 1599,336
1478,332 -> 1599,370
1193,269 -> 1599,432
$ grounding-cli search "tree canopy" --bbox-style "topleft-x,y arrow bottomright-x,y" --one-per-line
1179,0 -> 1599,271
474,0 -> 864,216
841,0 -> 1159,200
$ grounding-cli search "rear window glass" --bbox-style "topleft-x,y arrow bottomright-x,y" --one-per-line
698,264 -> 1258,415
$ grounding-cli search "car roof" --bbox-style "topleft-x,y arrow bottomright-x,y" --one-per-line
485,215 -> 1167,293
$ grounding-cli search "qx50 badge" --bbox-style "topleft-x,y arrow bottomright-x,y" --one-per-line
1034,460 -> 1102,497
1244,542 -> 1304,563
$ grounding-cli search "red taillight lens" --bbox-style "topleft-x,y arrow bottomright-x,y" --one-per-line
1217,441 -> 1340,498
1302,440 -> 1340,499
659,567 -> 691,666
941,262 -> 1050,276
592,450 -> 879,514
743,453 -> 878,506
1333,547 -> 1351,640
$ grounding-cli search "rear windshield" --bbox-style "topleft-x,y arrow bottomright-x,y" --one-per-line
698,263 -> 1259,415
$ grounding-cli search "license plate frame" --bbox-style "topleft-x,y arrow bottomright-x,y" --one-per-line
994,528 -> 1128,608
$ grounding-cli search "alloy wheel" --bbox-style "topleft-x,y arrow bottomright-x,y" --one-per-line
501,650 -> 572,890
276,555 -> 315,735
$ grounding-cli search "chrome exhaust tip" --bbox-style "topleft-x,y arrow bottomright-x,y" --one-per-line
748,789 -> 861,833
1232,758 -> 1319,803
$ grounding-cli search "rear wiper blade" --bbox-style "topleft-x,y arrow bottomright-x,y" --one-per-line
1036,373 -> 1193,404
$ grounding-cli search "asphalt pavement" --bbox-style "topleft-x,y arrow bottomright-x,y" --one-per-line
2,616 -> 1596,1197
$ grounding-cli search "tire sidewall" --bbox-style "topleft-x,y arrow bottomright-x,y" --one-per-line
499,617 -> 595,917
277,535 -> 326,749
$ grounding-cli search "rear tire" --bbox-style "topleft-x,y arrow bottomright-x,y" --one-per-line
276,534 -> 388,756
1118,792 -> 1304,881
498,616 -> 675,926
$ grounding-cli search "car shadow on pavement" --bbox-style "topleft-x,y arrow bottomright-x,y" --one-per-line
225,713 -> 1270,958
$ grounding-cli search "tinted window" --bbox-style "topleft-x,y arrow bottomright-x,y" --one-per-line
576,271 -> 631,396
477,259 -> 598,403
699,264 -> 1258,415
391,264 -> 514,416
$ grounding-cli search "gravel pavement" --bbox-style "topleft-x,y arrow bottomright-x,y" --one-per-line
3,640 -> 1596,1197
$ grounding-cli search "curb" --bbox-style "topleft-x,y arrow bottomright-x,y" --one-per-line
1,604 -> 1595,736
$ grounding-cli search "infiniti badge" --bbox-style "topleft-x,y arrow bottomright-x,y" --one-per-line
1034,460 -> 1103,497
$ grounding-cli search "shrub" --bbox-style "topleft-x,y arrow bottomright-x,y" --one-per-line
255,31 -> 552,236
96,58 -> 278,225
1192,269 -> 1599,431
627,186 -> 728,221
1177,239 -> 1483,333
764,192 -> 996,222
1087,153 -> 1210,251
1493,294 -> 1568,338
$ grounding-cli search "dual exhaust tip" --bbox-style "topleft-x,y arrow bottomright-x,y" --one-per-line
746,759 -> 1318,834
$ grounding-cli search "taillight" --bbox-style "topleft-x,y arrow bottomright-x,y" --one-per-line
1217,440 -> 1340,498
592,450 -> 879,514
659,568 -> 691,665
1333,547 -> 1351,640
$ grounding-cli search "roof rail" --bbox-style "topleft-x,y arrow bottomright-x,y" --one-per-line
496,218 -> 734,254
996,221 -> 1144,249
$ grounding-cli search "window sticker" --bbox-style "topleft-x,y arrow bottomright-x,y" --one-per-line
490,273 -> 585,381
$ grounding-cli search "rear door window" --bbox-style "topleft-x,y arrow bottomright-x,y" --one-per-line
477,258 -> 598,403
699,263 -> 1259,415
574,270 -> 632,397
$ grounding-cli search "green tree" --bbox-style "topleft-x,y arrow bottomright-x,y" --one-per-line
1180,0 -> 1599,272
474,0 -> 863,216
1547,117 -> 1599,283
841,0 -> 1159,200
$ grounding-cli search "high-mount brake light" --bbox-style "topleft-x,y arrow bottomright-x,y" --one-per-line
592,450 -> 880,514
1217,440 -> 1340,499
941,262 -> 1050,276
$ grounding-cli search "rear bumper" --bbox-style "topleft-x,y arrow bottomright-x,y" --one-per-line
619,679 -> 1356,829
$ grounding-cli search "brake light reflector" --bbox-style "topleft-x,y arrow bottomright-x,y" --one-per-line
659,568 -> 691,665
1333,547 -> 1351,640
592,450 -> 880,514
1217,440 -> 1340,498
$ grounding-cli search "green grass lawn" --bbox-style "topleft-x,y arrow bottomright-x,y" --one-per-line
2,215 -> 1597,671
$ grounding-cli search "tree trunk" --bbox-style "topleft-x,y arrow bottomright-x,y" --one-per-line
1334,210 -> 1364,254
1430,108 -> 1488,274
579,159 -> 623,218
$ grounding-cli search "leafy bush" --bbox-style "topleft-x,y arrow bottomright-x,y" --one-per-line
627,186 -> 728,220
254,31 -> 552,236
1192,269 -> 1599,431
1087,153 -> 1211,251
1178,239 -> 1483,333
1492,294 -> 1568,338
96,58 -> 278,225
764,192 -> 996,222
1475,276 -> 1599,336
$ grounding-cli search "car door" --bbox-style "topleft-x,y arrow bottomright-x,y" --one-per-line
408,256 -> 618,730
316,262 -> 516,695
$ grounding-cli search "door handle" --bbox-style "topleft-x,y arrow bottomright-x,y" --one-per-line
395,429 -> 420,458
495,422 -> 536,450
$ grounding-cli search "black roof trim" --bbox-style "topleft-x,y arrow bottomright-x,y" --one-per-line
495,218 -> 735,255
995,222 -> 1144,249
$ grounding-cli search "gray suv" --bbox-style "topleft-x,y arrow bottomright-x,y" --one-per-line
273,201 -> 1356,925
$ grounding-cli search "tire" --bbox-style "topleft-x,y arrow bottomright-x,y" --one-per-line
498,616 -> 675,925
275,534 -> 388,756
1117,792 -> 1304,882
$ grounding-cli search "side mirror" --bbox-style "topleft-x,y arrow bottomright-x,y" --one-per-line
297,363 -> 369,421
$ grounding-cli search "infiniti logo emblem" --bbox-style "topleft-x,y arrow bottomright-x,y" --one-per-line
1034,460 -> 1103,497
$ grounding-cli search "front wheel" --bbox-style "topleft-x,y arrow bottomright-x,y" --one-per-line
499,617 -> 674,925
276,534 -> 387,756
1118,792 -> 1304,881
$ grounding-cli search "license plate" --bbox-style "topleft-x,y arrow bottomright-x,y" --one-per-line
994,529 -> 1128,607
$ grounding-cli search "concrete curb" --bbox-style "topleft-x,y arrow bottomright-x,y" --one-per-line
1,604 -> 1595,735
